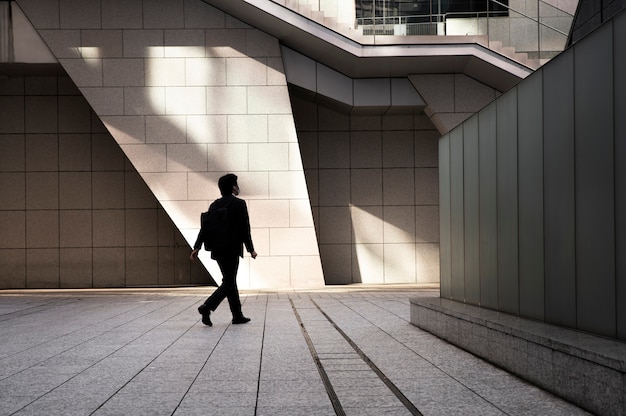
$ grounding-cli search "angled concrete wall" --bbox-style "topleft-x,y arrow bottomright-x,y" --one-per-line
439,10 -> 626,340
14,0 -> 324,289
0,73 -> 212,288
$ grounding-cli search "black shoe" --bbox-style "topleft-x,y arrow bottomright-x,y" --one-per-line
232,316 -> 251,324
198,304 -> 212,326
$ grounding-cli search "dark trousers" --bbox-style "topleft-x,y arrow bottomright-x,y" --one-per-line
203,254 -> 243,319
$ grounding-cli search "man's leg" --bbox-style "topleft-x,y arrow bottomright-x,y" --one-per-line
199,255 -> 240,324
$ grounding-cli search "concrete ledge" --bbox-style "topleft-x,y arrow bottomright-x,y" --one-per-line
410,297 -> 626,416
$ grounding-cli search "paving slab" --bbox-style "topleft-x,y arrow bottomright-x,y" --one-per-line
0,286 -> 590,416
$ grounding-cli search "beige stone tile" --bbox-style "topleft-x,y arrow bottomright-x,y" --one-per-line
207,86 -> 247,114
142,172 -> 188,201
319,131 -> 350,169
125,171 -> 159,209
26,248 -> 59,288
383,130 -> 414,168
269,115 -> 298,143
26,210 -> 59,248
289,199 -> 314,227
0,173 -> 25,210
101,116 -> 146,144
0,211 -> 25,248
270,227 -> 319,256
383,243 -> 416,283
248,86 -> 291,114
160,200 -> 207,229
59,134 -> 92,170
416,205 -> 439,243
145,58 -> 185,87
415,168 -> 439,205
164,30 -> 205,58
60,59 -> 103,88
184,0 -> 225,29
0,97 -> 25,134
319,206 -> 351,244
60,0 -> 100,28
58,96 -> 91,133
92,171 -> 125,209
93,210 -> 125,247
143,0 -> 184,29
289,143 -> 303,171
26,172 -> 58,209
0,135 -> 25,171
246,29 -> 281,57
25,96 -> 58,133
290,256 -> 324,287
268,171 -> 309,199
353,243 -> 384,284
93,247 -> 125,287
416,243 -> 440,283
60,210 -> 92,247
249,199 -> 289,228
351,205 -> 383,244
125,209 -> 158,246
146,115 -> 186,143
186,58 -> 226,86
319,243 -> 352,284
25,134 -> 58,172
350,168 -> 382,206
187,171 -> 222,201
121,144 -> 167,173
59,172 -> 91,209
236,171 -> 269,200
81,30 -> 124,58
166,87 -> 207,115
103,58 -> 144,87
124,87 -> 166,115
207,143 -> 249,172
226,57 -> 267,85
228,115 -> 268,143
166,143 -> 208,172
318,169 -> 349,206
385,205 -> 417,245
92,133 -> 126,171
415,129 -> 440,168
0,249 -> 26,288
81,87 -> 124,116
60,248 -> 93,288
102,0 -> 143,29
38,30 -> 81,59
383,168 -> 415,206
187,115 -> 228,143
250,256 -> 290,288
206,29 -> 246,58
351,131 -> 382,168
249,143 -> 289,171
267,57 -> 287,86
123,30 -> 164,58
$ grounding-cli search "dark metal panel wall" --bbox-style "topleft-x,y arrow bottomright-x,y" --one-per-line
517,73 -> 544,321
574,23 -> 616,337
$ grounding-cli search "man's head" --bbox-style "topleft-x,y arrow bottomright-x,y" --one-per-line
218,173 -> 238,196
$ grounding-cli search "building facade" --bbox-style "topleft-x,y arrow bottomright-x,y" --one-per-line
0,0 -> 571,289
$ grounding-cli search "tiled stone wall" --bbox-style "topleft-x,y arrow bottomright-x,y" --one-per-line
0,74 -> 211,289
292,91 -> 441,284
14,0 -> 324,289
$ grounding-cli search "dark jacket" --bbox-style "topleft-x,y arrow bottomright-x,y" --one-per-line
194,195 -> 254,259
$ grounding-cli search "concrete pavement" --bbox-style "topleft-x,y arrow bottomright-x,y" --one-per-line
0,286 -> 590,415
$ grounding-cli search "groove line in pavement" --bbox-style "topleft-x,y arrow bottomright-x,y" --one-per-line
311,299 -> 424,416
290,299 -> 346,416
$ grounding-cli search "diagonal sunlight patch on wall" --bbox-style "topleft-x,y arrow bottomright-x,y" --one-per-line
351,204 -> 417,284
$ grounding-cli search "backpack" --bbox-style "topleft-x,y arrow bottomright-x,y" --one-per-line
200,198 -> 234,251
